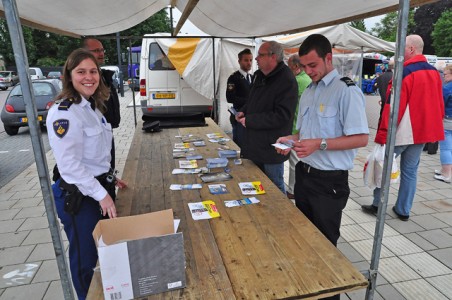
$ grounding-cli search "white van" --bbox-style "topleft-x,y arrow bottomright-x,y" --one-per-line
29,67 -> 45,80
139,35 -> 213,117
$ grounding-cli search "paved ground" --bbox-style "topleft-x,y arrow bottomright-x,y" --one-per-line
0,93 -> 451,299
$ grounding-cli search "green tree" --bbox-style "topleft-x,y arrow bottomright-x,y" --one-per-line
412,0 -> 452,54
0,19 -> 37,67
349,20 -> 366,32
371,10 -> 415,42
432,9 -> 452,56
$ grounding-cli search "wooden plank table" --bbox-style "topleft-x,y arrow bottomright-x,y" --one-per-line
88,118 -> 368,299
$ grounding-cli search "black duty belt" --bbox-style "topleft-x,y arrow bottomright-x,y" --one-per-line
298,162 -> 347,178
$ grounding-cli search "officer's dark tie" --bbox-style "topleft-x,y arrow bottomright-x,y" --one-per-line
246,74 -> 252,85
88,98 -> 96,110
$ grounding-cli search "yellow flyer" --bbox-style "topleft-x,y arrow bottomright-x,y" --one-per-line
238,181 -> 266,195
188,200 -> 220,220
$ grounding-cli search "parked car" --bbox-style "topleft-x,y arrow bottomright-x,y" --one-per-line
29,67 -> 45,80
0,71 -> 19,90
47,71 -> 63,79
0,79 -> 62,136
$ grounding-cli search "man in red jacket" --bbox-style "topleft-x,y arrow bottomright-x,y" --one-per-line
362,35 -> 444,221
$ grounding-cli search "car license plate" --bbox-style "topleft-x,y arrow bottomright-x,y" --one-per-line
153,93 -> 176,99
20,116 -> 43,123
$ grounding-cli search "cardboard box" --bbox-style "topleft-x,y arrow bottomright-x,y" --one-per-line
92,209 -> 186,299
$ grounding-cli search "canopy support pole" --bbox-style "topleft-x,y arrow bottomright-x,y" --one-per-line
129,39 -> 138,127
1,0 -> 74,299
116,32 -> 124,97
365,0 -> 410,299
212,37 -> 218,123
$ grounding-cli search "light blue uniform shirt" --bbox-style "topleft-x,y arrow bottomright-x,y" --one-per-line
296,69 -> 369,170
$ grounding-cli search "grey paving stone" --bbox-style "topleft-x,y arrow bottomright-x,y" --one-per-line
338,242 -> 366,263
432,212 -> 452,226
410,202 -> 438,215
10,197 -> 42,209
9,190 -> 39,200
393,278 -> 448,300
351,260 -> 388,286
385,218 -> 424,234
378,257 -> 421,283
0,282 -> 48,300
0,208 -> 20,221
27,243 -> 57,262
418,229 -> 452,248
443,227 -> 452,236
0,231 -> 29,248
341,224 -> 373,242
0,262 -> 41,288
0,200 -> 17,210
21,229 -> 52,245
0,192 -> 14,202
32,260 -> 60,283
8,182 -> 39,193
0,219 -> 25,234
429,248 -> 452,269
376,284 -> 407,300
17,216 -> 49,231
410,214 -> 449,230
423,199 -> 452,213
415,190 -> 446,202
426,274 -> 452,299
399,252 -> 452,277
43,281 -> 64,300
13,206 -> 45,219
0,245 -> 35,267
404,233 -> 438,251
345,286 -> 384,300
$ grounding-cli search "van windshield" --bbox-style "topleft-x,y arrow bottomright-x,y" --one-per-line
149,43 -> 175,71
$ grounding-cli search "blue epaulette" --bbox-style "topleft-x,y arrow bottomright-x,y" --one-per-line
58,98 -> 75,111
340,77 -> 356,87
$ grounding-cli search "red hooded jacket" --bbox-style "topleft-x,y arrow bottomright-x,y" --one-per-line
375,55 -> 444,145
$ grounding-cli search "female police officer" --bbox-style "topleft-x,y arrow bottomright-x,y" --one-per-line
47,48 -> 117,299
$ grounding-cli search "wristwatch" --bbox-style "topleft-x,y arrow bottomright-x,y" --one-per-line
320,138 -> 328,150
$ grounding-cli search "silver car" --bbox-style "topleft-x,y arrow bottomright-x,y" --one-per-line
0,79 -> 62,135
0,71 -> 19,90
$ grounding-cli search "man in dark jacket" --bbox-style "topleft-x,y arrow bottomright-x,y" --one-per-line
226,48 -> 253,148
236,41 -> 298,193
83,38 -> 121,169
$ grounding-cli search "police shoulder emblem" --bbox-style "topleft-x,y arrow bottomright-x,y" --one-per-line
53,119 -> 69,138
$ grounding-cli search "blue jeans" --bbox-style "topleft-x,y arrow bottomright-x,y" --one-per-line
439,130 -> 452,165
254,162 -> 285,194
372,143 -> 424,216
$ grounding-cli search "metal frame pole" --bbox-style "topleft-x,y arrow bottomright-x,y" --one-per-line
129,39 -> 137,127
212,37 -> 218,123
365,0 -> 410,299
116,32 -> 124,97
1,0 -> 74,298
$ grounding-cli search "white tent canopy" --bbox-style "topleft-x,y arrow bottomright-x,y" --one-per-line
0,0 -> 437,38
263,24 -> 396,53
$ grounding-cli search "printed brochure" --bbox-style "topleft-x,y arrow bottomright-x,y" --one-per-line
224,197 -> 260,207
170,184 -> 203,190
238,181 -> 266,195
179,160 -> 198,169
188,200 -> 220,220
208,184 -> 229,195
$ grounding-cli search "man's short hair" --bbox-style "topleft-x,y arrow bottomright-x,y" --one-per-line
288,54 -> 301,67
238,48 -> 252,60
298,34 -> 332,59
267,41 -> 284,63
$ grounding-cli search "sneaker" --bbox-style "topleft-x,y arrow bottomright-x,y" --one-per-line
361,204 -> 378,215
392,206 -> 409,221
434,170 -> 442,175
434,174 -> 451,183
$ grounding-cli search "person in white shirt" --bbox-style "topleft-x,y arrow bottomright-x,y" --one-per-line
47,48 -> 121,299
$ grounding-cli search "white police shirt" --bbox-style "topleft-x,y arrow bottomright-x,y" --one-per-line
295,69 -> 369,170
46,96 -> 112,201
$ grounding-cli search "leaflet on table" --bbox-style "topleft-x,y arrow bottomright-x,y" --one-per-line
234,158 -> 242,165
208,184 -> 229,195
206,157 -> 228,168
170,184 -> 203,190
188,200 -> 220,220
199,172 -> 233,183
173,151 -> 197,159
186,154 -> 203,160
206,133 -> 224,139
238,181 -> 266,195
209,138 -> 230,144
193,140 -> 206,147
172,168 -> 204,175
179,160 -> 198,169
173,148 -> 195,153
174,142 -> 190,149
218,150 -> 239,158
175,134 -> 204,142
224,197 -> 260,207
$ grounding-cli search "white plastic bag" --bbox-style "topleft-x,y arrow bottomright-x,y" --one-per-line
363,144 -> 400,189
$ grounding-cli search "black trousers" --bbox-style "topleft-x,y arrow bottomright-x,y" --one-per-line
294,162 -> 349,300
294,162 -> 349,247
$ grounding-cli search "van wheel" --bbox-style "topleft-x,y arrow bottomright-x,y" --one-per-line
0,87 -> 7,91
4,125 -> 19,136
